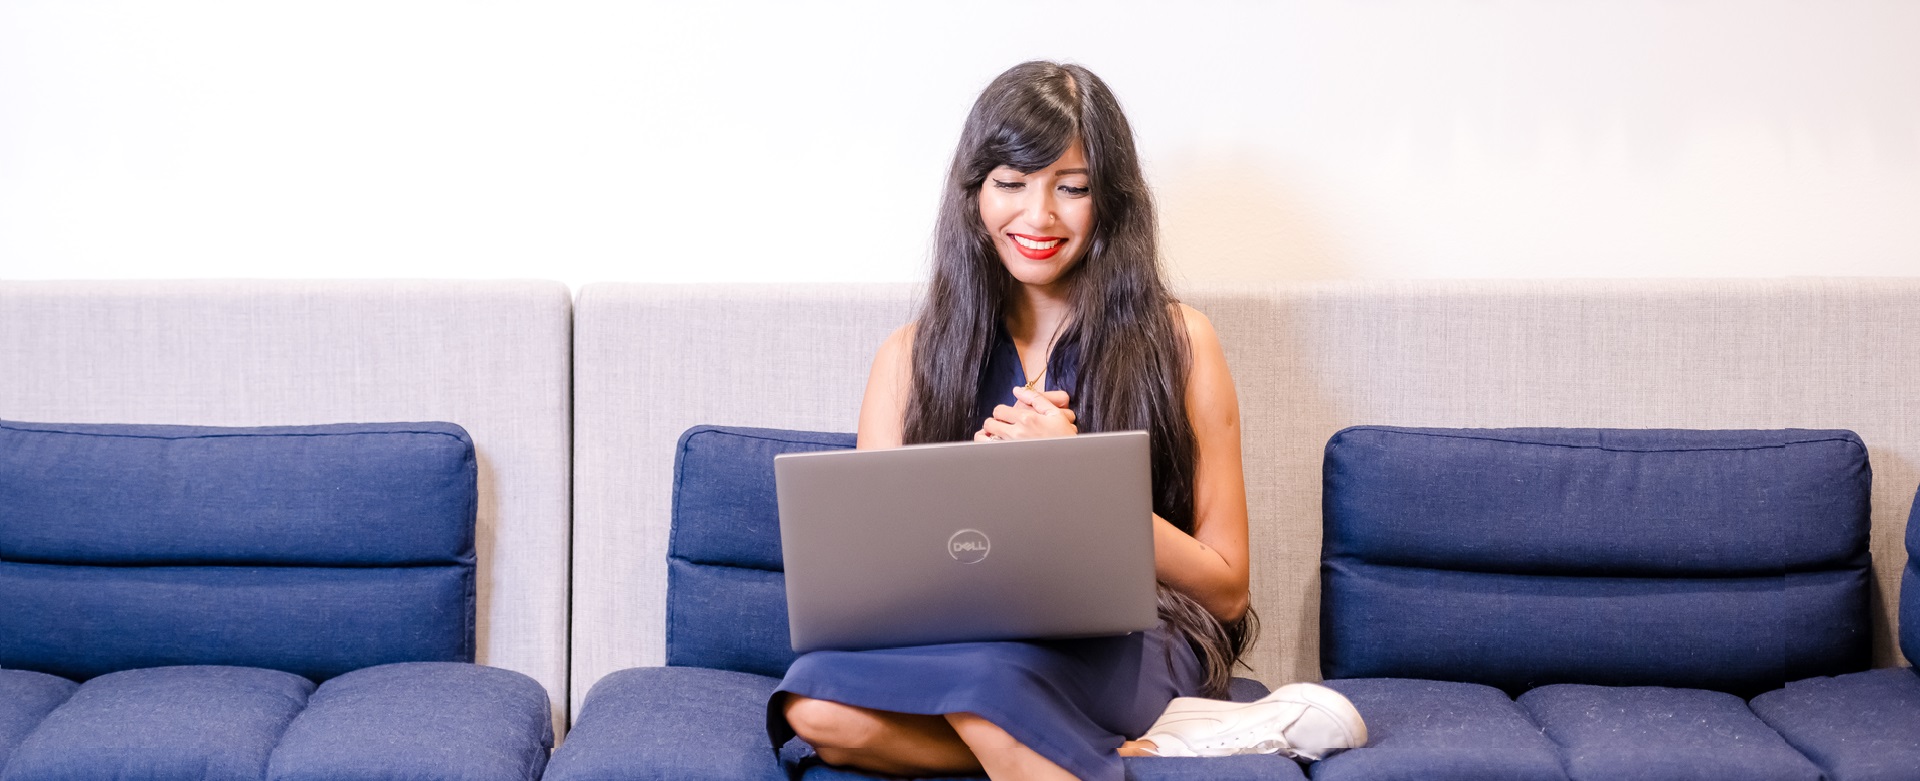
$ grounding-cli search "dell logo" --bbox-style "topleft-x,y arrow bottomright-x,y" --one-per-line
948,529 -> 990,563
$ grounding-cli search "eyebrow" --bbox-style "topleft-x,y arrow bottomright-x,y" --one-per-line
1054,168 -> 1089,175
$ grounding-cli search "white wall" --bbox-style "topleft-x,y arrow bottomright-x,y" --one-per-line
1,1 -> 1915,287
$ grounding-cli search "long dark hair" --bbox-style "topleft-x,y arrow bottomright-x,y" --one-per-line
902,61 -> 1253,697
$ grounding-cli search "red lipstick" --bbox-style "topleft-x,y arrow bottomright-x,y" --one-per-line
1009,233 -> 1066,261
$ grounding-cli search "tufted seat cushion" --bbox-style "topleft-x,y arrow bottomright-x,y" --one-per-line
264,662 -> 552,781
2,666 -> 314,781
1516,684 -> 1821,781
1309,678 -> 1566,781
0,672 -> 77,775
544,666 -> 789,781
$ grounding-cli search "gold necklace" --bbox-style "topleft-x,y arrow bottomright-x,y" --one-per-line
1022,318 -> 1066,391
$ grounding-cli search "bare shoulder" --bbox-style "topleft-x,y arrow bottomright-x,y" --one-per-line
1173,302 -> 1225,360
874,321 -> 915,365
857,322 -> 916,449
1171,302 -> 1238,421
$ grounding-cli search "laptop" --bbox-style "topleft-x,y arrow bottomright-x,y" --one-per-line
774,430 -> 1159,653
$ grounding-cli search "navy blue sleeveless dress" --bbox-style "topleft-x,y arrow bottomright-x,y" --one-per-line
768,322 -> 1204,780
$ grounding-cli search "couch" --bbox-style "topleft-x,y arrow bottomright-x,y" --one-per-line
559,280 -> 1920,779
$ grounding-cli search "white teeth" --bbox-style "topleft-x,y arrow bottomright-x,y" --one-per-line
1013,235 -> 1062,250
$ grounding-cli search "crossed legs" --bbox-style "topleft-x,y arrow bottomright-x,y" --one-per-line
783,694 -> 1112,780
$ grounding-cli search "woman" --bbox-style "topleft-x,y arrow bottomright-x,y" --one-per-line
770,61 -> 1363,780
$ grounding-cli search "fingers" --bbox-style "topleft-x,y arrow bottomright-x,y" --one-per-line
981,417 -> 1014,440
1042,389 -> 1070,408
1011,385 -> 1057,414
973,427 -> 993,443
991,403 -> 1023,425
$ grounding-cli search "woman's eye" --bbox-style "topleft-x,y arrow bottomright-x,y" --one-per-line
1060,185 -> 1090,197
991,179 -> 1024,191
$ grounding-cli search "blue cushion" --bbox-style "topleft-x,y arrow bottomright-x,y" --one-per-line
0,420 -> 475,566
265,662 -> 552,781
1322,427 -> 1872,694
1516,684 -> 1822,781
1309,678 -> 1566,781
0,563 -> 473,682
666,426 -> 855,675
0,420 -> 478,680
0,670 -> 76,773
1322,560 -> 1865,695
1750,667 -> 1920,781
1124,756 -> 1306,780
544,666 -> 788,781
2,665 -> 313,781
1323,427 -> 1868,575
672,426 -> 856,570
666,559 -> 797,679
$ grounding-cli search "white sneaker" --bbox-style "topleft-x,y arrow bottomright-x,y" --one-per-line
1137,683 -> 1367,761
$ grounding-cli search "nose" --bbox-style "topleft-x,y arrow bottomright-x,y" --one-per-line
1021,186 -> 1056,230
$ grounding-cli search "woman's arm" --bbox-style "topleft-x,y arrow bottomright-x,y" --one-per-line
855,324 -> 914,450
1153,304 -> 1252,623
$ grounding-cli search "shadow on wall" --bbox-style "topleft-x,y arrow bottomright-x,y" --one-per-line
1154,152 -> 1353,283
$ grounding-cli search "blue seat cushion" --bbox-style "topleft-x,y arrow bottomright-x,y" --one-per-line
1322,427 -> 1872,695
1516,684 -> 1822,781
0,670 -> 77,773
0,420 -> 478,681
3,665 -> 314,781
544,666 -> 788,781
264,662 -> 553,781
1750,667 -> 1920,781
1309,678 -> 1566,781
666,426 -> 855,676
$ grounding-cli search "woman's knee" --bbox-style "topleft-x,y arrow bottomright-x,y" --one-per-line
783,696 -> 882,750
945,712 -> 1020,752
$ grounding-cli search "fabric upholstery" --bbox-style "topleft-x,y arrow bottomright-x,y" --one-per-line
543,666 -> 788,781
666,426 -> 855,677
0,420 -> 475,566
1,563 -> 473,682
0,280 -> 573,736
1750,667 -> 1920,781
665,559 -> 796,679
0,671 -> 76,774
0,420 -> 477,682
1309,678 -> 1566,781
1322,560 -> 1865,695
1516,684 -> 1822,781
1322,426 -> 1872,695
1,666 -> 313,781
265,662 -> 553,781
1322,427 -> 1869,576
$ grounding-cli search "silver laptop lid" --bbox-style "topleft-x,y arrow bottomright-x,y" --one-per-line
775,430 -> 1158,653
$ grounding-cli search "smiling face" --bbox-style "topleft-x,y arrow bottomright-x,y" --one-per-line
976,138 -> 1095,289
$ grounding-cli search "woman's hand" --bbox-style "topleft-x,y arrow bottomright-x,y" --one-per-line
974,386 -> 1077,441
